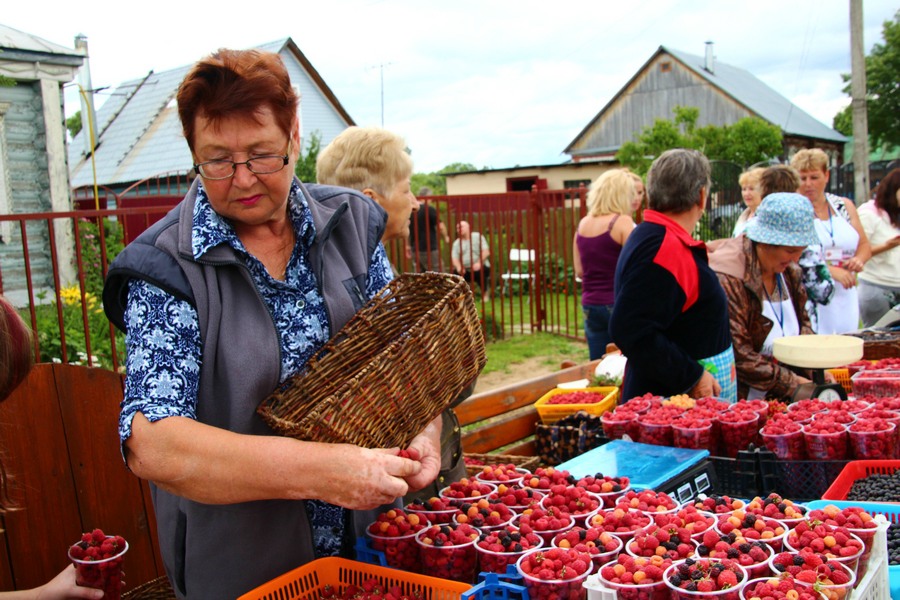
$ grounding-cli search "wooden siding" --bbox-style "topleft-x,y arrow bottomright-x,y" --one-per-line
0,81 -> 55,296
283,54 -> 351,148
571,54 -> 754,153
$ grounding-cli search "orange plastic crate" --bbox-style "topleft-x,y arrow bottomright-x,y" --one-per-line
534,386 -> 619,424
238,557 -> 471,600
825,367 -> 852,394
820,459 -> 900,501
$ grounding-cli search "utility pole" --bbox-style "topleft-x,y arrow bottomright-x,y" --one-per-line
368,63 -> 393,127
850,0 -> 869,202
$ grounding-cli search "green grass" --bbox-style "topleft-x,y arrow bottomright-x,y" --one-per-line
481,331 -> 588,376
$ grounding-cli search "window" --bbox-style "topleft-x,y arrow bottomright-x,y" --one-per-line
564,179 -> 591,189
660,62 -> 672,73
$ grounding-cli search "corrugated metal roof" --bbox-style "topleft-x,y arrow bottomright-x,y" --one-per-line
69,37 -> 354,189
0,24 -> 82,58
664,46 -> 846,143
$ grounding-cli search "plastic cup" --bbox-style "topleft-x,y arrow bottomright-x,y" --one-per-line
597,557 -> 672,600
511,512 -> 576,545
663,559 -> 748,600
453,510 -> 514,532
475,467 -> 529,486
793,560 -> 857,600
635,417 -> 673,447
601,411 -> 636,440
516,548 -> 593,600
404,501 -> 459,525
740,577 -> 827,600
438,480 -> 497,503
586,508 -> 652,541
540,491 -> 602,527
783,531 -> 865,577
552,528 -> 623,570
716,412 -> 759,458
366,526 -> 425,573
475,529 -> 544,574
760,425 -> 806,460
715,515 -> 788,552
68,536 -> 128,600
415,525 -> 480,583
695,541 -> 773,579
848,421 -> 896,460
593,483 -> 631,509
672,420 -> 715,450
802,424 -> 849,460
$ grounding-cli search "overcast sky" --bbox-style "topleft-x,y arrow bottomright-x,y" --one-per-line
4,0 -> 897,172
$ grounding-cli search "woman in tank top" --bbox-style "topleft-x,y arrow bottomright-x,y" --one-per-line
573,169 -> 637,359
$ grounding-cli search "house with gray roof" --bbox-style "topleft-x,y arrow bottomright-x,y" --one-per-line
68,37 -> 355,199
565,44 -> 847,164
0,24 -> 84,300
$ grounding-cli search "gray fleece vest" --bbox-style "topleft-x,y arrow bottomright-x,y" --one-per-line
103,178 -> 387,598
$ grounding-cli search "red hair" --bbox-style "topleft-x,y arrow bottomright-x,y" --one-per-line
177,49 -> 299,151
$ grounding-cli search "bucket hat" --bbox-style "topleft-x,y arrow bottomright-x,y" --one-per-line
744,192 -> 818,247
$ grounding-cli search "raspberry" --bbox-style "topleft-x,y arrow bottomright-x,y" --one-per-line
716,569 -> 738,588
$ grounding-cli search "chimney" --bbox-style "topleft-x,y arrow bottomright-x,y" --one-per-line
704,41 -> 715,74
74,33 -> 98,155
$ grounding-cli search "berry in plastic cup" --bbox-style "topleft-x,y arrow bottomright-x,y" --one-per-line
587,507 -> 652,541
848,421 -> 896,460
760,426 -> 806,460
801,425 -> 849,460
672,420 -> 714,450
68,537 -> 128,600
511,512 -> 576,546
415,526 -> 480,583
366,525 -> 426,573
516,548 -> 593,600
792,561 -> 857,600
663,559 -> 748,600
601,411 -> 636,440
596,557 -> 672,600
636,417 -> 673,447
740,577 -> 828,600
716,412 -> 759,458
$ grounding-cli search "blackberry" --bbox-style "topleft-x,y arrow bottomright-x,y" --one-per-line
510,532 -> 521,541
744,514 -> 757,525
663,541 -> 678,551
513,543 -> 522,552
691,570 -> 704,580
793,555 -> 806,566
738,543 -> 752,554
579,529 -> 587,540
669,575 -> 683,586
686,582 -> 698,592
697,544 -> 709,555
726,548 -> 740,559
678,564 -> 691,577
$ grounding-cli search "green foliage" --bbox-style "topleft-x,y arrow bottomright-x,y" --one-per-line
66,111 -> 83,138
23,218 -> 126,369
836,11 -> 900,149
295,131 -> 322,183
616,106 -> 783,173
409,162 -> 481,196
480,332 -> 586,376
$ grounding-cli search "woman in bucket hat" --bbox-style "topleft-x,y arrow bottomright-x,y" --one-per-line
708,193 -> 821,400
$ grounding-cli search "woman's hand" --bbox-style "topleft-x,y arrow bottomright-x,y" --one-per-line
829,265 -> 857,289
842,256 -> 866,273
688,371 -> 720,399
29,564 -> 109,599
403,416 -> 442,492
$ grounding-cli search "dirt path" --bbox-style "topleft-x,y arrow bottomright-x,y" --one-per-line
473,356 -> 572,394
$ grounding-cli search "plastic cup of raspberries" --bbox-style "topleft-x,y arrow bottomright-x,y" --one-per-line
587,507 -> 652,541
552,526 -> 623,569
488,483 -> 544,513
768,553 -> 856,600
405,496 -> 460,525
715,409 -> 760,458
744,494 -> 808,528
847,418 -> 895,460
635,409 -> 679,447
365,509 -> 429,573
663,558 -> 748,600
652,506 -> 716,542
696,528 -> 774,579
601,409 -> 638,441
511,508 -> 576,545
596,554 -> 673,600
739,576 -> 828,600
690,494 -> 746,516
783,522 -> 865,577
615,489 -> 679,516
626,523 -> 698,561
475,524 -> 543,574
516,546 -> 593,600
474,463 -> 529,486
716,511 -> 789,551
522,467 -> 575,491
760,418 -> 806,460
672,417 -> 715,450
732,399 -> 770,428
806,503 -> 880,579
415,522 -> 481,583
438,478 -> 497,502
801,420 -> 848,460
68,529 -> 128,600
575,473 -> 631,509
539,484 -> 601,526
453,498 -> 515,532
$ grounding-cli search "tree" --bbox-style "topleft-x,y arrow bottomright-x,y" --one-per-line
834,11 -> 900,149
66,111 -> 83,138
615,106 -> 783,175
410,162 -> 479,195
294,130 -> 322,183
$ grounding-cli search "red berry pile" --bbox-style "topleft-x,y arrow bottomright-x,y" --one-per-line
476,525 -> 542,573
689,495 -> 746,515
716,510 -> 788,545
697,529 -> 772,577
68,529 -> 127,599
760,418 -> 806,460
416,523 -> 480,583
515,508 -> 576,543
438,478 -> 496,500
847,418 -> 896,459
715,408 -> 759,458
552,527 -> 622,566
541,484 -> 601,521
635,406 -> 682,446
545,390 -> 609,405
769,552 -> 854,594
454,498 -> 514,529
587,507 -> 652,538
740,576 -> 825,600
626,524 -> 696,560
651,506 -> 715,540
320,578 -> 424,600
488,484 -> 544,511
664,558 -> 745,597
598,553 -> 672,596
405,496 -> 460,524
366,509 -> 428,572
615,489 -> 678,514
524,467 -> 575,490
785,521 -> 864,561
474,463 -> 527,483
744,494 -> 808,523
517,547 -> 593,600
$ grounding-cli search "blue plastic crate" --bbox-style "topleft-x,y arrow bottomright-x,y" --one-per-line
806,499 -> 898,600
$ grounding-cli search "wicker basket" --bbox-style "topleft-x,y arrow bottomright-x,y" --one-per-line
257,273 -> 486,448
464,452 -> 541,477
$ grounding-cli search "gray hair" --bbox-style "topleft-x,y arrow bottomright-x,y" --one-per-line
646,149 -> 711,213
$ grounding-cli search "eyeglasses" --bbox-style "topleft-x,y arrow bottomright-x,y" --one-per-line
193,144 -> 290,180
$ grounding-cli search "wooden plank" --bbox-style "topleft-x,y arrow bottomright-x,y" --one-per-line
0,364 -> 82,590
456,359 -> 602,426
461,409 -> 539,454
54,364 -> 163,591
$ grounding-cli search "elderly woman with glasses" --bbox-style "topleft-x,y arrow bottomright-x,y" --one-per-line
102,49 -> 441,599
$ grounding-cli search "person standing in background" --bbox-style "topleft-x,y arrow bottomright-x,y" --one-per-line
573,170 -> 636,360
857,168 -> 900,326
732,167 -> 765,236
610,149 -> 736,402
451,220 -> 492,302
791,149 -> 871,333
408,187 -> 450,272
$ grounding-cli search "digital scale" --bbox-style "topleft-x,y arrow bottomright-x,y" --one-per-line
772,334 -> 864,402
556,439 -> 714,504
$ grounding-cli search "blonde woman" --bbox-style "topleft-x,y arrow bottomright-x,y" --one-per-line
733,167 -> 765,236
791,149 -> 871,333
573,169 -> 636,359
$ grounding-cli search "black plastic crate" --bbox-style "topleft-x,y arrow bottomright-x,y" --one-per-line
534,411 -> 609,465
757,449 -> 849,502
709,448 -> 761,498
